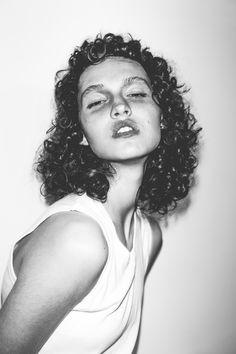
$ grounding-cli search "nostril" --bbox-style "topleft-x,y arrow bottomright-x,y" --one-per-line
111,102 -> 131,119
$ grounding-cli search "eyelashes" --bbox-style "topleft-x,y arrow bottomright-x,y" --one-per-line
128,93 -> 147,98
87,100 -> 106,109
86,92 -> 148,110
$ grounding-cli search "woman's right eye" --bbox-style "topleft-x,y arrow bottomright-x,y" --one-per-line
87,100 -> 105,109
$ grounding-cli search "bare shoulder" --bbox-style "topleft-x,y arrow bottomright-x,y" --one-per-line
32,210 -> 108,257
18,210 -> 108,303
0,211 -> 108,352
145,215 -> 162,274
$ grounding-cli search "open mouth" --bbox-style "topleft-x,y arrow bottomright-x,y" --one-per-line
117,126 -> 133,134
112,120 -> 139,138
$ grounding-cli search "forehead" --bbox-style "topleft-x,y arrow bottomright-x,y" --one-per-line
78,57 -> 149,89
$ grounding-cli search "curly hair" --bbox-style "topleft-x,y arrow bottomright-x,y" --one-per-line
36,33 -> 202,215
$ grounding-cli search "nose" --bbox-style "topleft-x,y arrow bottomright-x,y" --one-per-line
110,100 -> 131,120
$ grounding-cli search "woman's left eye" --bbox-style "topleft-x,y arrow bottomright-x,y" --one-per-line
128,93 -> 147,98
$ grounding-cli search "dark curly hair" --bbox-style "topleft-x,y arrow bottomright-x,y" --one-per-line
36,33 -> 202,215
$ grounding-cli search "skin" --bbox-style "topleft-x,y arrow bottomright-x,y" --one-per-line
78,57 -> 161,162
0,57 -> 162,353
79,57 -> 162,248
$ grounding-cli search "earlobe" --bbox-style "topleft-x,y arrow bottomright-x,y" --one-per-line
81,135 -> 89,146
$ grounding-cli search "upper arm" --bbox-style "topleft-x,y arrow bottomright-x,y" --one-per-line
146,216 -> 162,275
0,212 -> 108,353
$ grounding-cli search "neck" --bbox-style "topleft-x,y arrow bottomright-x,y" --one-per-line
104,159 -> 145,235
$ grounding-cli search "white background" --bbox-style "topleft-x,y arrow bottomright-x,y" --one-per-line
0,0 -> 235,353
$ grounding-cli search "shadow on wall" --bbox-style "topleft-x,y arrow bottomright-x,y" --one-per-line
156,134 -> 204,229
154,171 -> 201,229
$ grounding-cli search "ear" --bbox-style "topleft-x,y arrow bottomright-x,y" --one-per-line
81,135 -> 89,146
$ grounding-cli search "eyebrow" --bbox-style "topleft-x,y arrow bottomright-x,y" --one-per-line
80,76 -> 151,101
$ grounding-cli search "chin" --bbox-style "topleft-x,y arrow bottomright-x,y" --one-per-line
101,150 -> 153,163
91,139 -> 160,162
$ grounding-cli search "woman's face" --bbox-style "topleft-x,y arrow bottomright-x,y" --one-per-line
78,57 -> 161,163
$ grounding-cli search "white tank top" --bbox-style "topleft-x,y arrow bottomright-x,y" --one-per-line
1,193 -> 153,354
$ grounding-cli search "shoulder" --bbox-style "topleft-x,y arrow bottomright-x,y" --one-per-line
34,210 -> 108,253
145,214 -> 162,274
0,211 -> 108,352
19,210 -> 108,303
27,210 -> 108,256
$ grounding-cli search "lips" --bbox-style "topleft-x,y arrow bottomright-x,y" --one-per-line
112,119 -> 139,138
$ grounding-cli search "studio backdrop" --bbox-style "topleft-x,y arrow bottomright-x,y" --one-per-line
0,1 -> 235,353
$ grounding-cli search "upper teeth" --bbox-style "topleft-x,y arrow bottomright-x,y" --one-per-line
117,126 -> 133,133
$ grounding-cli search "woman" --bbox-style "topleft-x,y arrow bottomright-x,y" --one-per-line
0,33 -> 201,353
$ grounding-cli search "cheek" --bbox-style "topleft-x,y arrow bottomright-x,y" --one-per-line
80,115 -> 98,140
146,107 -> 161,131
80,110 -> 106,134
80,121 -> 108,155
145,111 -> 161,147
